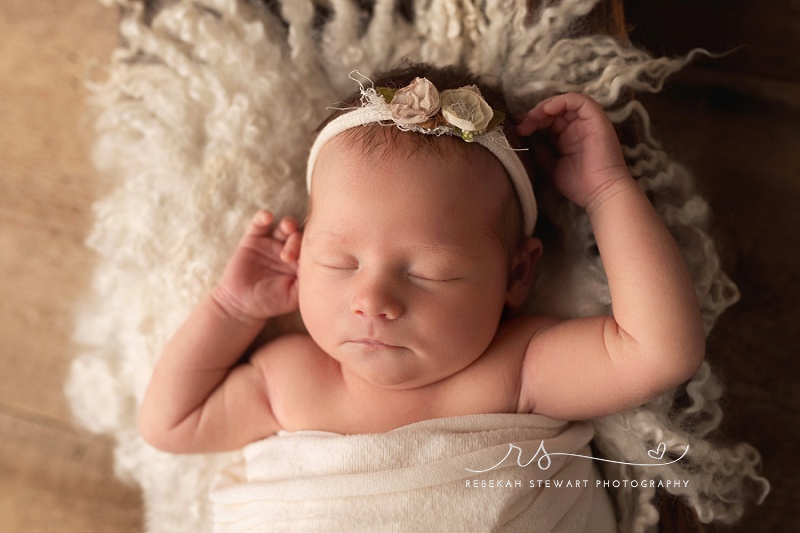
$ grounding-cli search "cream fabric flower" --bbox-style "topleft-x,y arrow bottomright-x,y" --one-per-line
440,86 -> 493,132
389,77 -> 441,125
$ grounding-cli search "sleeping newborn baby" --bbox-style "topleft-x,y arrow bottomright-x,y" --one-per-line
139,64 -> 705,531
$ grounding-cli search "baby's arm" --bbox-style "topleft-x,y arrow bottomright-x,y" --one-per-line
138,211 -> 301,453
515,94 -> 705,420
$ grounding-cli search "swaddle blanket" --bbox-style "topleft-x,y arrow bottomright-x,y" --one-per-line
210,414 -> 617,532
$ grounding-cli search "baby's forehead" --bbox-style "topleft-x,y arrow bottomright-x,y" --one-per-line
308,127 -> 515,236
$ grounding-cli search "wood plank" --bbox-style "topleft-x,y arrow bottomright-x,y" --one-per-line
639,70 -> 800,531
0,0 -> 116,424
624,0 -> 800,82
0,406 -> 141,532
0,1 -> 143,530
599,5 -> 798,527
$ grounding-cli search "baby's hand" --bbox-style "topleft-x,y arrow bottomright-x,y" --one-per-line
213,210 -> 301,322
516,93 -> 630,211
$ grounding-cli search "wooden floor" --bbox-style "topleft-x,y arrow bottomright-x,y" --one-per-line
0,1 -> 143,531
1,1 -> 796,531
625,2 -> 800,530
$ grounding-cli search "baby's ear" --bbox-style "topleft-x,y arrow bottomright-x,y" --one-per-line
505,237 -> 543,309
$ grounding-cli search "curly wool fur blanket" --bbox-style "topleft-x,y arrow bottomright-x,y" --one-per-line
67,0 -> 770,531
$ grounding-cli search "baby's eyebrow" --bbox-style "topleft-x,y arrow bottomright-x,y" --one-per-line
303,229 -> 351,245
305,231 -> 473,259
406,242 -> 471,258
389,242 -> 478,265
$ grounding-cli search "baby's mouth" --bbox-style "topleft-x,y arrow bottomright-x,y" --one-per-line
348,338 -> 402,349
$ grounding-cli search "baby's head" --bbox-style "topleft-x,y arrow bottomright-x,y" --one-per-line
298,64 -> 542,389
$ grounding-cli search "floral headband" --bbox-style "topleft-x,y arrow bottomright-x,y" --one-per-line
306,74 -> 537,235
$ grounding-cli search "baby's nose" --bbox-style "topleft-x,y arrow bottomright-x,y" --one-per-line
350,277 -> 404,320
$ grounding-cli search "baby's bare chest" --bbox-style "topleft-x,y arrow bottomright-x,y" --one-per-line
269,331 -> 529,435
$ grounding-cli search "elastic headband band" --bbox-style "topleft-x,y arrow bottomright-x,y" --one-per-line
305,78 -> 537,235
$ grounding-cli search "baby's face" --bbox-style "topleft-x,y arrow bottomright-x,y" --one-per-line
298,133 -> 514,390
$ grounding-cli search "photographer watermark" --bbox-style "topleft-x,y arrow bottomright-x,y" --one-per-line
464,478 -> 690,489
464,441 -> 690,489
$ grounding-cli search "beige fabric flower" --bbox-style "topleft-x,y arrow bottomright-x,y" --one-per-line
389,77 -> 441,125
440,86 -> 493,132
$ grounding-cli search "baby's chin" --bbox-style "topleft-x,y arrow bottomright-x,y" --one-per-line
336,344 -> 448,391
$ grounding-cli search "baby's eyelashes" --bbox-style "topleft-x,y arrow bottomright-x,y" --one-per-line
405,261 -> 466,283
406,272 -> 462,283
314,261 -> 460,283
315,256 -> 359,271
319,263 -> 357,271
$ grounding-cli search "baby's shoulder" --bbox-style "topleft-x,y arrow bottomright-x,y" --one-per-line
495,314 -> 562,346
253,332 -> 315,354
439,315 -> 559,413
249,333 -> 343,429
477,314 -> 560,377
251,333 -> 334,376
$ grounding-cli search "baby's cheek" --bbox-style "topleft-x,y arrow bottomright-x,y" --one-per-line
297,273 -> 323,328
298,273 -> 344,345
435,289 -> 505,355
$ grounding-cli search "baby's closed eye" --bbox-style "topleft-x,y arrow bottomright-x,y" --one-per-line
312,253 -> 359,270
314,258 -> 463,283
406,271 -> 462,283
317,261 -> 358,273
318,261 -> 358,271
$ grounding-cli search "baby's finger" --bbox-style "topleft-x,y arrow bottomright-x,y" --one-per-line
544,93 -> 608,124
245,210 -> 274,237
272,216 -> 299,242
538,93 -> 587,117
516,98 -> 565,136
517,113 -> 555,137
550,114 -> 574,136
279,231 -> 302,263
